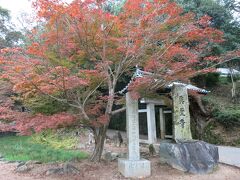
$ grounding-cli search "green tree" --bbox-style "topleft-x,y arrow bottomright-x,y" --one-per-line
176,0 -> 240,51
103,0 -> 126,15
0,6 -> 23,49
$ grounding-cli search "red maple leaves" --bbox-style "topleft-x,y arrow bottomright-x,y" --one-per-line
0,0 -> 239,135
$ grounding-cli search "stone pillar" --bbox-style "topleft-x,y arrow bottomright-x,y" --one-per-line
147,103 -> 157,144
126,92 -> 140,160
159,108 -> 165,139
118,93 -> 151,178
172,84 -> 192,141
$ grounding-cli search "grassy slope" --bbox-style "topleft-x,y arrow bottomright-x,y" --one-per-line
203,81 -> 240,126
0,136 -> 88,162
202,80 -> 240,146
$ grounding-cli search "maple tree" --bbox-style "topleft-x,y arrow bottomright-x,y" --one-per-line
0,0 -> 239,161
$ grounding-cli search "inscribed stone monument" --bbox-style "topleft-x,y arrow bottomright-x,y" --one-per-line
172,84 -> 192,140
159,85 -> 218,174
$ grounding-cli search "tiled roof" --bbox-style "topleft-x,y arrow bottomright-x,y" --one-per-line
134,68 -> 210,94
166,82 -> 210,94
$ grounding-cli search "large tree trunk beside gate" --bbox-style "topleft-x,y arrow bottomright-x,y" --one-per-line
189,96 -> 211,139
90,89 -> 115,162
90,124 -> 109,162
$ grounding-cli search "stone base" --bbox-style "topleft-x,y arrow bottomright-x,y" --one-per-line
159,140 -> 219,174
118,158 -> 151,178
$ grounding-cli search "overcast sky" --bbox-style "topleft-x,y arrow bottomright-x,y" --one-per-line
0,0 -> 32,18
0,0 -> 34,29
0,0 -> 72,30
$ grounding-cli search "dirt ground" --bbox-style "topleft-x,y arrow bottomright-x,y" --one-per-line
1,130 -> 239,180
1,158 -> 240,180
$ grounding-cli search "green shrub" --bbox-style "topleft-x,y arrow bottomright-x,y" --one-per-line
191,72 -> 220,88
227,74 -> 240,82
213,107 -> 240,127
219,77 -> 230,84
31,130 -> 79,150
202,94 -> 240,128
205,73 -> 221,87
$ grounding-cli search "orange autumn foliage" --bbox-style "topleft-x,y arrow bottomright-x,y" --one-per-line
0,0 -> 239,135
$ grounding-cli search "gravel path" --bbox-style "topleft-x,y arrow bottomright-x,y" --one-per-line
218,146 -> 240,168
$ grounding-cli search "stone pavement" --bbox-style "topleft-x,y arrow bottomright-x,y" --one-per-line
218,146 -> 240,168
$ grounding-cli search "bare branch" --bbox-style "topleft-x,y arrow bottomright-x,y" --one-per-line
82,79 -> 106,107
111,107 -> 126,115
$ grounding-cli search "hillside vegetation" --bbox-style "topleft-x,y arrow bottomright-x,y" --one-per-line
202,79 -> 240,146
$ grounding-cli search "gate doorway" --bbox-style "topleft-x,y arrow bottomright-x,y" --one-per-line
156,107 -> 173,139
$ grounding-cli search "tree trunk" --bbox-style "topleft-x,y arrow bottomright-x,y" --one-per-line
191,95 -> 208,116
189,98 -> 210,139
90,124 -> 108,162
230,68 -> 236,102
89,76 -> 115,162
